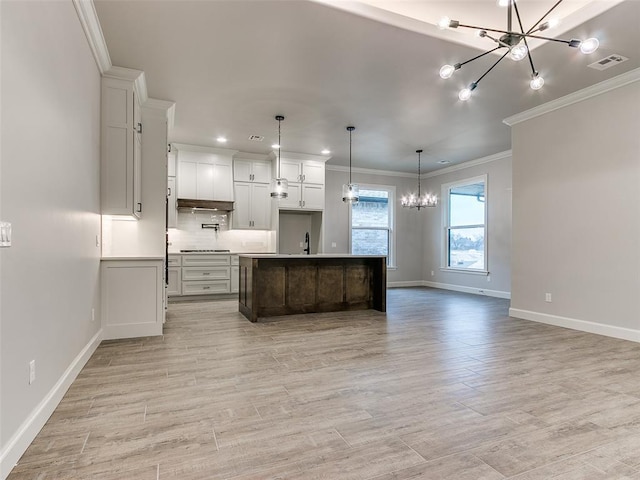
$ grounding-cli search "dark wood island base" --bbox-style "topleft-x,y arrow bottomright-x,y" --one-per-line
238,255 -> 387,322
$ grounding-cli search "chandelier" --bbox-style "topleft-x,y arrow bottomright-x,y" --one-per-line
270,115 -> 288,199
342,126 -> 360,204
401,150 -> 437,209
438,0 -> 600,101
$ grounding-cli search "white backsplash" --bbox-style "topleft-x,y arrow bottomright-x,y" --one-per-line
168,211 -> 275,253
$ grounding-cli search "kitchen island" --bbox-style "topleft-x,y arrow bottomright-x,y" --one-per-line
238,254 -> 386,322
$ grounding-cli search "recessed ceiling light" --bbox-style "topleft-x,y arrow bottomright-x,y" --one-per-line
321,149 -> 330,155
217,136 -> 227,143
271,143 -> 280,149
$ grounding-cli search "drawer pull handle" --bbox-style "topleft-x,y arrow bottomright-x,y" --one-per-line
203,286 -> 210,290
202,272 -> 210,275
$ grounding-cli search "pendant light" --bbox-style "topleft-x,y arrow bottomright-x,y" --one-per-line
342,126 -> 359,204
401,150 -> 437,209
270,115 -> 288,199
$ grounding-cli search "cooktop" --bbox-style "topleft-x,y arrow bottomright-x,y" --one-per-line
179,249 -> 231,253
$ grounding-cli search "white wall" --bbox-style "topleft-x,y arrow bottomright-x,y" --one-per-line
421,154 -> 512,297
324,169 -> 424,284
510,80 -> 640,340
0,1 -> 102,475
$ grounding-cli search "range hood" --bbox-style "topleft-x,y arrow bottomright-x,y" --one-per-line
177,199 -> 234,212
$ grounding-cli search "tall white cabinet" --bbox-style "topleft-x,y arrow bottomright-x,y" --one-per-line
101,67 -> 145,218
233,155 -> 273,230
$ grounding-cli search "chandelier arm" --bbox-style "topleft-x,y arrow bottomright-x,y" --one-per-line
459,46 -> 505,67
474,50 -> 510,86
527,0 -> 564,34
512,0 -> 538,75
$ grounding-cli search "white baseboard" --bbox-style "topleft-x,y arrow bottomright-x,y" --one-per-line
388,281 -> 425,288
509,308 -> 640,343
0,329 -> 103,480
423,281 -> 511,299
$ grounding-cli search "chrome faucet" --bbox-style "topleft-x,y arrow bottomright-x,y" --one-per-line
304,232 -> 310,255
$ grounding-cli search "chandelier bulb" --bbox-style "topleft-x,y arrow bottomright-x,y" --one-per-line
497,0 -> 510,7
530,73 -> 544,90
510,44 -> 528,61
579,37 -> 599,54
458,87 -> 472,101
437,16 -> 451,30
439,64 -> 455,79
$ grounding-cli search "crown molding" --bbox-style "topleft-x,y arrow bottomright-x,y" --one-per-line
171,143 -> 239,156
72,0 -> 111,74
326,150 -> 512,179
422,150 -> 512,178
142,99 -> 176,129
234,152 -> 272,162
326,164 -> 415,179
278,151 -> 332,163
504,67 -> 640,126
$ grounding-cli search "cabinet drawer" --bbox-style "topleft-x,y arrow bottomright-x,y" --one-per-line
231,255 -> 239,266
182,255 -> 230,267
182,266 -> 230,281
181,280 -> 230,295
168,255 -> 182,267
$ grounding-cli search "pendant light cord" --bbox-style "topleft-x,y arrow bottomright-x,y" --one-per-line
277,118 -> 281,178
417,150 -> 421,197
349,129 -> 352,184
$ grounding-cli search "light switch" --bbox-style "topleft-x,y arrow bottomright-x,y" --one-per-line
0,221 -> 11,247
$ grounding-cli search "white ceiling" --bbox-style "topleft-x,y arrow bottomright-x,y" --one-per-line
94,0 -> 640,173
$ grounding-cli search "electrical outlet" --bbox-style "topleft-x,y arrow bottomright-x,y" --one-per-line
29,360 -> 36,385
431,270 -> 434,276
487,275 -> 491,282
91,308 -> 95,322
95,235 -> 100,247
299,242 -> 304,248
331,242 -> 337,248
545,293 -> 552,303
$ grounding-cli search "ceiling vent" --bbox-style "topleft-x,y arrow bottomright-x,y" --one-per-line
588,54 -> 629,71
248,135 -> 264,141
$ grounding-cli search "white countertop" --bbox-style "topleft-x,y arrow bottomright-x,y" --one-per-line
239,254 -> 387,259
101,256 -> 165,261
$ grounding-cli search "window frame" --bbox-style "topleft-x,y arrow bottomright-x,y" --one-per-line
441,175 -> 488,275
349,184 -> 396,268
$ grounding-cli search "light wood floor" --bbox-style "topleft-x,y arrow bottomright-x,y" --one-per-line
9,288 -> 640,479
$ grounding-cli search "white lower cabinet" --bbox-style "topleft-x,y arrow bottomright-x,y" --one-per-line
101,258 -> 164,340
181,254 -> 232,295
231,255 -> 239,294
168,254 -> 181,296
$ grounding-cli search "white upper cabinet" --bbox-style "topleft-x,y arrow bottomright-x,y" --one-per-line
277,154 -> 328,211
174,145 -> 237,201
233,159 -> 272,184
101,67 -> 145,218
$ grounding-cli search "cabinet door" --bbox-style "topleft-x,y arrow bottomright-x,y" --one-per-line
280,159 -> 302,183
213,161 -> 234,201
251,183 -> 271,229
167,177 -> 177,228
302,161 -> 325,185
178,159 -> 197,199
231,266 -> 239,294
101,79 -> 135,216
278,182 -> 302,209
168,150 -> 177,177
232,182 -> 252,229
302,184 -> 324,210
252,161 -> 272,183
133,131 -> 142,217
233,160 -> 252,182
196,163 -> 215,200
168,266 -> 181,295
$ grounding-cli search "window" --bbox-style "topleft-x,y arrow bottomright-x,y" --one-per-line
350,185 -> 395,266
443,176 -> 487,271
